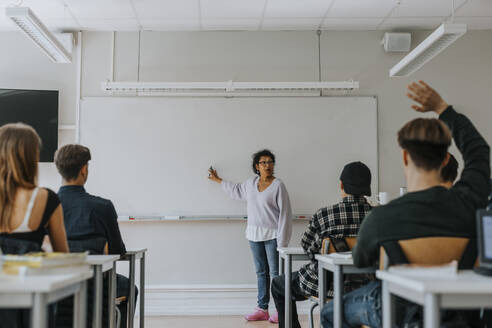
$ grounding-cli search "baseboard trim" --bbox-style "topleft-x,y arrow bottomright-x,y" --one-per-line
142,284 -> 319,316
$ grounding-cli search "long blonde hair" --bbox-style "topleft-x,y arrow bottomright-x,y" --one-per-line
0,123 -> 41,232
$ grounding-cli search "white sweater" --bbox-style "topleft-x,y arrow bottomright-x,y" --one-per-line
221,176 -> 293,247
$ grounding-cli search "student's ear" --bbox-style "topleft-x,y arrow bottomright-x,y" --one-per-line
441,152 -> 450,168
255,163 -> 260,174
340,181 -> 344,192
402,149 -> 409,167
81,164 -> 88,180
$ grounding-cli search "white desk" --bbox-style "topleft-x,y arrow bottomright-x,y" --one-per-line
120,248 -> 147,328
278,247 -> 310,328
87,255 -> 120,328
315,254 -> 376,328
377,270 -> 492,328
0,271 -> 92,328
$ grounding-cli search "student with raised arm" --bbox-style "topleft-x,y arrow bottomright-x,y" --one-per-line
320,81 -> 490,328
209,149 -> 293,323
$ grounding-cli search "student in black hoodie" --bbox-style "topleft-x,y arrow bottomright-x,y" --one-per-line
321,81 -> 490,328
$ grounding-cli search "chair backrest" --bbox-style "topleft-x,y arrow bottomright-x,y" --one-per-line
321,236 -> 357,255
379,237 -> 470,270
68,236 -> 108,255
0,236 -> 42,255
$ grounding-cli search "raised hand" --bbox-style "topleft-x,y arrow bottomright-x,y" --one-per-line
406,80 -> 448,115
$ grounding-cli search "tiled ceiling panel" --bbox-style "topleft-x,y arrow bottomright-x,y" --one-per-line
328,0 -> 396,18
394,0 -> 468,17
456,0 -> 492,16
201,0 -> 265,18
0,0 -> 491,31
64,0 -> 135,19
264,0 -> 333,18
133,0 -> 200,19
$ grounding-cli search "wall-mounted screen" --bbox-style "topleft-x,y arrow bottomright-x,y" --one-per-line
0,89 -> 58,162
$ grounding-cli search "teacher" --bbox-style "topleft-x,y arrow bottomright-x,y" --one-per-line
208,149 -> 293,323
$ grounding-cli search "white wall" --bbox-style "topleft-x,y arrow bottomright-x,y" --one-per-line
0,32 -> 79,190
79,30 -> 492,286
2,29 -> 492,313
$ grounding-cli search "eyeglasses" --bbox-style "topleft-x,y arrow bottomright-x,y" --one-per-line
259,161 -> 275,166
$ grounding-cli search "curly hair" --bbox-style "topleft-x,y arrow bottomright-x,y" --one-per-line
252,149 -> 275,175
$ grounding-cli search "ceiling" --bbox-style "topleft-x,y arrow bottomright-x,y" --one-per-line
0,0 -> 491,32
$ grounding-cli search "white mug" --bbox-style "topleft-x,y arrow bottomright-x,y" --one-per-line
400,187 -> 407,196
377,192 -> 389,205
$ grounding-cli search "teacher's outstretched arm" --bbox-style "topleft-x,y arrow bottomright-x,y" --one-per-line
208,167 -> 247,201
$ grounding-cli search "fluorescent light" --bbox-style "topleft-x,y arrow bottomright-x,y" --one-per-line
390,23 -> 466,77
101,81 -> 359,96
5,7 -> 72,63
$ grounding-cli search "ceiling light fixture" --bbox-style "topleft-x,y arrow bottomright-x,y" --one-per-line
5,7 -> 73,63
389,23 -> 467,77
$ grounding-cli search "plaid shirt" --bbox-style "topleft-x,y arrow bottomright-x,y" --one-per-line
298,195 -> 372,297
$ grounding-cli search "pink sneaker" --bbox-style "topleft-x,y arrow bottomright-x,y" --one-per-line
244,307 -> 269,321
269,312 -> 279,323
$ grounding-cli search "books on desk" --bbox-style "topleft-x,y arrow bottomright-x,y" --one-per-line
2,252 -> 90,277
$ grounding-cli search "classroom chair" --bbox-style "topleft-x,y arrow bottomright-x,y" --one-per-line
308,237 -> 357,328
379,236 -> 472,269
379,237 -> 477,328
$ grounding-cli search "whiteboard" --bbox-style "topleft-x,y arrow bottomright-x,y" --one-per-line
80,97 -> 378,216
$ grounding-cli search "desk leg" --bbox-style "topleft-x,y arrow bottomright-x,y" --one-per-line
31,293 -> 47,328
129,255 -> 136,328
285,255 -> 292,328
382,281 -> 395,328
109,263 -> 116,328
424,294 -> 440,328
333,266 -> 343,328
74,280 -> 88,328
318,265 -> 326,328
279,254 -> 285,274
140,252 -> 146,327
93,265 -> 103,328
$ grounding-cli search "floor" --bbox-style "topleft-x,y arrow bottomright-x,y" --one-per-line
145,315 -> 318,328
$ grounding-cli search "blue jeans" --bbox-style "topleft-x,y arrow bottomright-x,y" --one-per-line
249,239 -> 279,310
321,281 -> 382,328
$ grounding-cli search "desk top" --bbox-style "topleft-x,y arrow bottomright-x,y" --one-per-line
315,254 -> 354,265
126,248 -> 148,255
87,255 -> 120,265
277,247 -> 306,255
0,271 -> 93,293
377,270 -> 492,294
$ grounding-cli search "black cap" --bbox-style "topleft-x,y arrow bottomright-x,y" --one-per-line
339,161 -> 371,196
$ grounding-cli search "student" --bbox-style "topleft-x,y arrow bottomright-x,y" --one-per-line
54,144 -> 136,328
0,123 -> 69,328
321,81 -> 490,328
209,149 -> 292,322
271,162 -> 373,328
0,123 -> 68,251
441,153 -> 458,188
